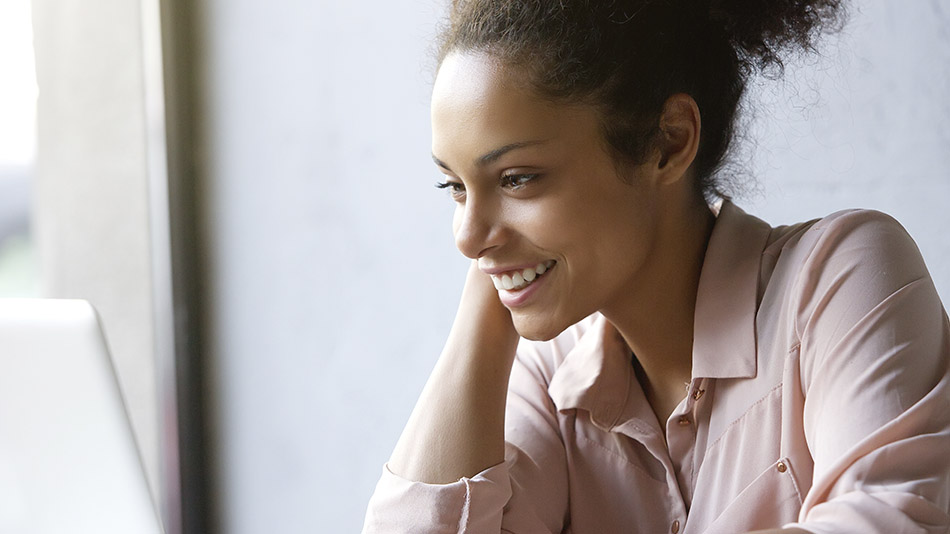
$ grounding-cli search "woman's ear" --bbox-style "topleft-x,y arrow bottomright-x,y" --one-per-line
654,93 -> 701,184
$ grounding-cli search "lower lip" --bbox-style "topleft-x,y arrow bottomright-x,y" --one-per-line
497,266 -> 554,308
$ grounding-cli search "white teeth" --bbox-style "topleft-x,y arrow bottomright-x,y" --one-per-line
490,261 -> 555,292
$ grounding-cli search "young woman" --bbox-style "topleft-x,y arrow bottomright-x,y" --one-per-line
364,1 -> 950,532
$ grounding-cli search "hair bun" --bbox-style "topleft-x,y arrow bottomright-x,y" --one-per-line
706,0 -> 847,72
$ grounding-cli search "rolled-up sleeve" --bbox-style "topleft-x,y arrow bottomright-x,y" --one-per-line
362,337 -> 570,534
785,210 -> 950,533
361,462 -> 512,534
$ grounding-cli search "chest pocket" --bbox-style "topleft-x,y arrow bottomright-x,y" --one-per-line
696,457 -> 804,534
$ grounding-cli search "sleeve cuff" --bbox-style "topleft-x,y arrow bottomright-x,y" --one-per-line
362,462 -> 512,534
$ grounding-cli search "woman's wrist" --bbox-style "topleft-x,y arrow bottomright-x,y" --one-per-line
447,263 -> 521,360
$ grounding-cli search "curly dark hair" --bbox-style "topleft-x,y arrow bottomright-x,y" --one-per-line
436,0 -> 848,200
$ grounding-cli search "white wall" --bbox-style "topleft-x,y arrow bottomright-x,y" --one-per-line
199,1 -> 949,533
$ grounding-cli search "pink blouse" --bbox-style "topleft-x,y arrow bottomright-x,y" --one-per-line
363,203 -> 950,533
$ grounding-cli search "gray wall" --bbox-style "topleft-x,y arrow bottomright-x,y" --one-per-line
197,1 -> 949,533
198,2 -> 460,532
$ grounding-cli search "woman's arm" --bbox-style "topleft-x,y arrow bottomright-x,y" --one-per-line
388,261 -> 520,484
364,262 -> 570,534
784,211 -> 950,533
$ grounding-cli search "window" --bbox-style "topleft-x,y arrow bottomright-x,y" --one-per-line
0,0 -> 39,297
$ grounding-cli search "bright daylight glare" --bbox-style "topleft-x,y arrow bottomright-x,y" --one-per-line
0,0 -> 39,297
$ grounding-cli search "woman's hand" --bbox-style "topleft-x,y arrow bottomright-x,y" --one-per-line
444,261 -> 520,363
388,261 -> 521,484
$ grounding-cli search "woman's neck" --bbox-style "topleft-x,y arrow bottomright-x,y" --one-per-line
602,195 -> 715,427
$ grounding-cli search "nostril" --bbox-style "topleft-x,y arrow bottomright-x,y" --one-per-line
453,226 -> 485,259
453,204 -> 503,259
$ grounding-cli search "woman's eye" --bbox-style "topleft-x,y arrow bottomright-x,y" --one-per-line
435,181 -> 466,201
500,173 -> 538,190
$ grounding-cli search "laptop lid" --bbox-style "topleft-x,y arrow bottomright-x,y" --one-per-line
0,299 -> 164,534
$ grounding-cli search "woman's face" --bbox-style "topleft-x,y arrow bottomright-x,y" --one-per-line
431,51 -> 668,341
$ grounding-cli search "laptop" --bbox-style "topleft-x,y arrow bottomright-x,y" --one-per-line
0,299 -> 165,533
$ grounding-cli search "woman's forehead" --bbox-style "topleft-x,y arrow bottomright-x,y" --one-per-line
431,52 -> 599,166
431,52 -> 522,124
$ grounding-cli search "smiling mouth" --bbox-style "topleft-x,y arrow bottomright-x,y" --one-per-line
490,260 -> 556,291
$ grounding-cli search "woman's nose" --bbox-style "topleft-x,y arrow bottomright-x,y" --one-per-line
453,197 -> 503,259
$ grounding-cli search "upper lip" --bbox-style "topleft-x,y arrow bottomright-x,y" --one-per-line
479,261 -> 552,276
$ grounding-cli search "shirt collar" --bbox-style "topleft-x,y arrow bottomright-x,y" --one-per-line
691,201 -> 772,379
547,201 -> 772,421
547,314 -> 639,430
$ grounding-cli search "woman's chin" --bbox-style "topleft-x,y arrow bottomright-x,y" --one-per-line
512,313 -> 569,342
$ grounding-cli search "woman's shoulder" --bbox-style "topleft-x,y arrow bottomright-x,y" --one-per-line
760,207 -> 941,348
767,207 -> 913,253
763,207 -> 929,283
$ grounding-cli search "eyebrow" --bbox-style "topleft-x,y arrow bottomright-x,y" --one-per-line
432,140 -> 548,172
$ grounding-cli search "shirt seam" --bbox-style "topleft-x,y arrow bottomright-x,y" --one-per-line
458,477 -> 472,533
781,456 -> 805,506
577,430 -> 668,483
705,382 -> 784,454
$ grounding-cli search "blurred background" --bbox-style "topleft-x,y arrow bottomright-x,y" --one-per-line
0,0 -> 947,533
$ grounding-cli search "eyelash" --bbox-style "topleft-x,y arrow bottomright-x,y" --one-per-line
435,174 -> 539,202
435,181 -> 466,200
501,173 -> 538,190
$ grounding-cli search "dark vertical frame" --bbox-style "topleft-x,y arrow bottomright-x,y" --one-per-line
156,2 -> 215,533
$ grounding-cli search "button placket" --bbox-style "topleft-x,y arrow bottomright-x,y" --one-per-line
667,380 -> 701,512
